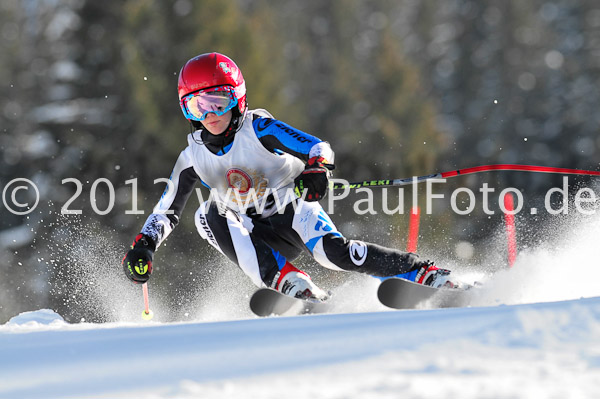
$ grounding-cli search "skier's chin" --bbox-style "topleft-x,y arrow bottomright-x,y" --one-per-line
205,123 -> 226,135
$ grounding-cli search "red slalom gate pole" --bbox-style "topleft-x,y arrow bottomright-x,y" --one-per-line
406,206 -> 421,253
503,193 -> 517,268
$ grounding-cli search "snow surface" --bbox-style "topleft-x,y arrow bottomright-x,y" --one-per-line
3,212 -> 600,398
1,296 -> 599,399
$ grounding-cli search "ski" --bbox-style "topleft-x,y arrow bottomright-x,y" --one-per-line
249,288 -> 329,317
377,277 -> 474,310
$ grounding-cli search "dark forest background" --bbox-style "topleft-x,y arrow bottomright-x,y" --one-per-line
2,0 -> 600,322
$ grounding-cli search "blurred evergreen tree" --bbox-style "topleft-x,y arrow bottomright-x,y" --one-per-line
396,0 -> 600,184
245,0 -> 445,182
4,0 -> 600,323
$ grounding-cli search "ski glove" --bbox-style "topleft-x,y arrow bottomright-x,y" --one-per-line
294,156 -> 334,202
122,233 -> 156,284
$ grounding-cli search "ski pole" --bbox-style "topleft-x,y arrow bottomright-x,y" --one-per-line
331,164 -> 600,190
141,282 -> 154,320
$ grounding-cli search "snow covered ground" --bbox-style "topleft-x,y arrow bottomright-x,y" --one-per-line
2,214 -> 600,398
1,293 -> 599,399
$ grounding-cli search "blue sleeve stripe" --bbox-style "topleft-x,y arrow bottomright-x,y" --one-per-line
252,117 -> 320,160
200,179 -> 211,189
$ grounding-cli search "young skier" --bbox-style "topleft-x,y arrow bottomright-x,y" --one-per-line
122,52 -> 453,300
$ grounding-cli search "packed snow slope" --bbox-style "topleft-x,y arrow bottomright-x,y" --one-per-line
3,207 -> 600,398
1,295 -> 600,399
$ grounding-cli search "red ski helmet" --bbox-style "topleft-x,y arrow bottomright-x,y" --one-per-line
177,52 -> 247,120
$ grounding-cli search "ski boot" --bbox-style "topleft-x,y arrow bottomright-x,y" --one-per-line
274,262 -> 330,301
412,261 -> 457,289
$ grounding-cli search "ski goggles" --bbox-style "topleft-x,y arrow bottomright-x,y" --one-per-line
180,86 -> 238,121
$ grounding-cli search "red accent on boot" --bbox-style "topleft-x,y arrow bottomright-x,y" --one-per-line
417,264 -> 439,284
275,262 -> 308,290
